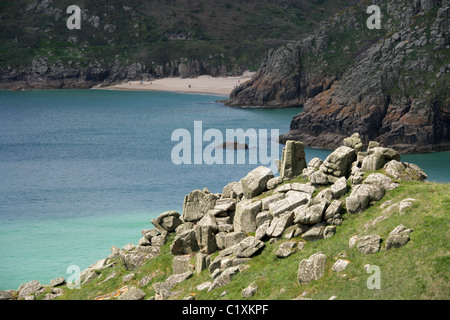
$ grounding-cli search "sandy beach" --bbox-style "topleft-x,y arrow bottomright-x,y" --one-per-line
94,71 -> 255,96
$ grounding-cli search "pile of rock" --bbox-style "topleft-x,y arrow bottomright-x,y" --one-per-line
304,133 -> 427,186
149,134 -> 425,297
117,135 -> 424,297
307,146 -> 356,185
2,133 -> 428,300
349,224 -> 414,254
2,277 -> 66,301
277,140 -> 307,179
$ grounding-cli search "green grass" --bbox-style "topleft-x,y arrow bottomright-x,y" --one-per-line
53,178 -> 449,300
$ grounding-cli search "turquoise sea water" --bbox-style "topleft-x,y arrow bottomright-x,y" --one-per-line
0,89 -> 448,290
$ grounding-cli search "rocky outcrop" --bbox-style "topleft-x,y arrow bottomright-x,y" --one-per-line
356,235 -> 382,254
226,0 -> 450,154
182,189 -> 218,223
225,43 -> 334,109
384,160 -> 428,181
297,252 -> 327,285
240,166 -> 274,199
241,282 -> 258,298
5,134 -> 429,300
278,141 -> 307,179
385,225 -> 413,250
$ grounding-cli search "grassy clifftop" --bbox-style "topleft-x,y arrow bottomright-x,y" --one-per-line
49,176 -> 449,301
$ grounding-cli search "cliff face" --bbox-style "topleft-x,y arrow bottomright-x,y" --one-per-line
0,58 -> 243,90
225,0 -> 450,153
225,43 -> 335,108
0,0 -> 358,89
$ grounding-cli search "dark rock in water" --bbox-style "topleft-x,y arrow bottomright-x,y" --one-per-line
216,141 -> 249,149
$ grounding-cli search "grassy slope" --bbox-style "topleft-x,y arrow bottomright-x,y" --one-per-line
53,173 -> 449,300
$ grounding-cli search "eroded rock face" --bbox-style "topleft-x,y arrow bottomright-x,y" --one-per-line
266,211 -> 295,238
117,286 -> 146,300
208,266 -> 241,292
332,259 -> 350,272
343,133 -> 363,153
154,210 -> 183,232
297,252 -> 327,285
194,215 -> 219,254
229,0 -> 450,154
269,192 -> 310,217
346,173 -> 397,214
170,229 -> 200,255
357,235 -> 382,254
330,177 -> 347,199
385,225 -> 413,250
294,199 -> 329,225
182,189 -> 218,223
225,43 -> 332,109
309,146 -> 356,185
234,236 -> 265,258
301,223 -> 326,241
279,140 -> 307,179
18,280 -> 43,299
121,246 -> 160,270
276,241 -> 301,259
240,166 -> 274,199
384,160 -> 428,181
241,282 -> 258,298
234,200 -> 262,233
321,146 -> 356,178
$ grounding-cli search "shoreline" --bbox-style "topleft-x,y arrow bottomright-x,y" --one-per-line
93,72 -> 255,97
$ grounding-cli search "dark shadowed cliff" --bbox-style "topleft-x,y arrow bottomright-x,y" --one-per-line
224,0 -> 450,154
0,0 -> 358,89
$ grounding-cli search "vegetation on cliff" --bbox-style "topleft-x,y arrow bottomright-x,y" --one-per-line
0,0 -> 359,88
226,0 -> 450,154
39,174 -> 450,300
